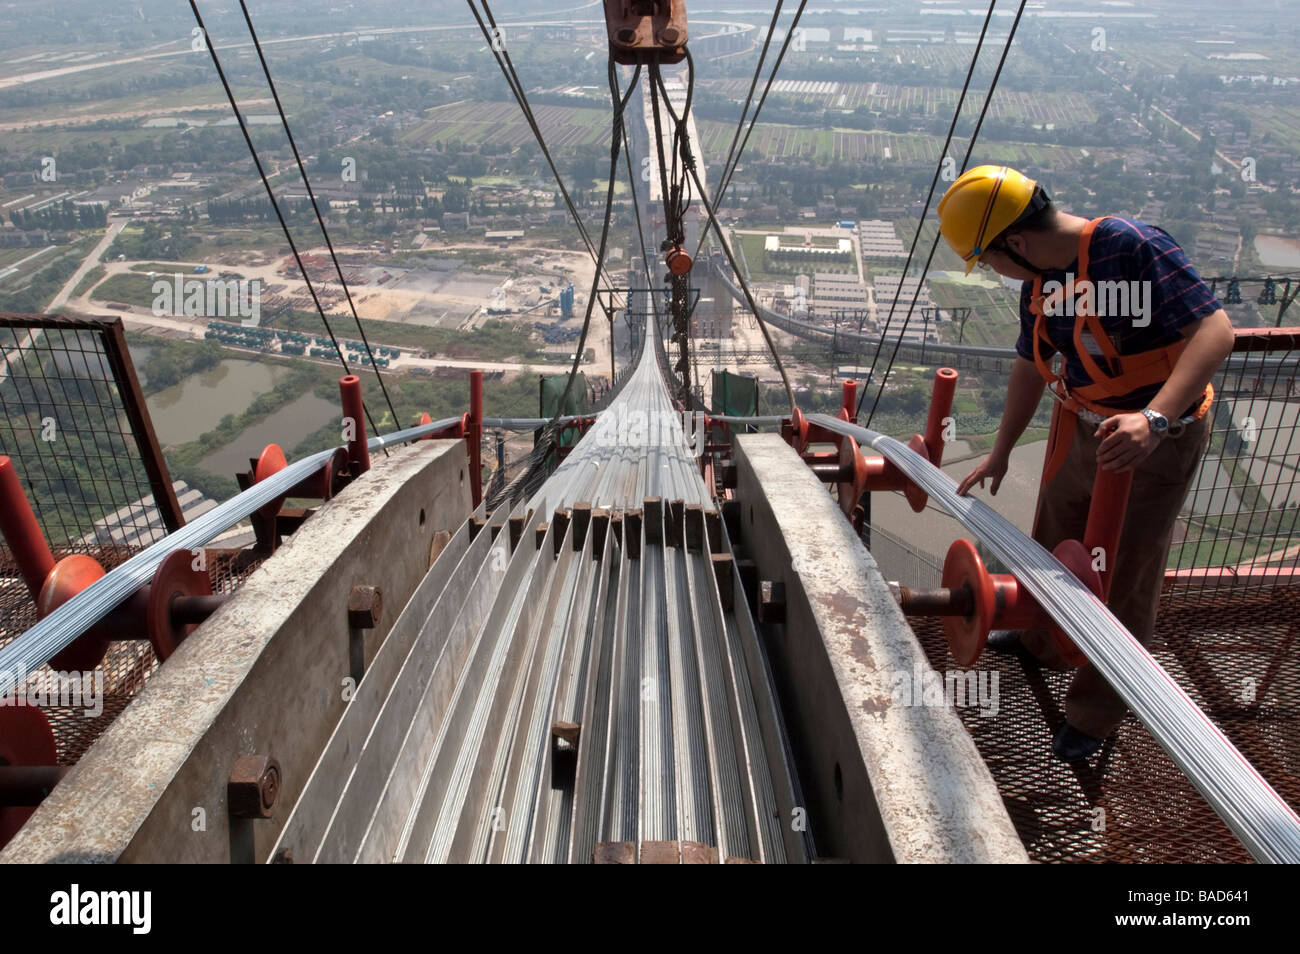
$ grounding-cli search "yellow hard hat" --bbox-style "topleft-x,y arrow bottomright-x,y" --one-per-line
937,165 -> 1040,274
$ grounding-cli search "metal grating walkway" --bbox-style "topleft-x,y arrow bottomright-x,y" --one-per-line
910,584 -> 1300,862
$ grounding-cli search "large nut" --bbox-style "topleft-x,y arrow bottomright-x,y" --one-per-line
347,585 -> 383,630
228,755 -> 281,819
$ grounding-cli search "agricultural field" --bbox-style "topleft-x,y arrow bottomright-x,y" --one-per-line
1233,103 -> 1300,157
928,278 -> 1023,349
695,118 -> 1098,168
399,101 -> 611,150
704,78 -> 1098,125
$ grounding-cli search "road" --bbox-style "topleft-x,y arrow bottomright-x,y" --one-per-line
0,8 -> 755,92
0,100 -> 273,133
48,219 -> 125,311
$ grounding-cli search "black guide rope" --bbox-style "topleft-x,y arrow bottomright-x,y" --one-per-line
486,56 -> 639,511
469,0 -> 626,311
861,0 -> 1031,428
652,53 -> 796,414
187,0 -> 388,451
692,0 -> 808,263
237,0 -> 399,434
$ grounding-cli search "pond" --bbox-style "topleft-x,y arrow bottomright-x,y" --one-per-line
145,359 -> 292,445
197,392 -> 340,478
1254,236 -> 1300,269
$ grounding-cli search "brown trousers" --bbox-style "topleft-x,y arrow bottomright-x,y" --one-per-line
1019,412 -> 1209,737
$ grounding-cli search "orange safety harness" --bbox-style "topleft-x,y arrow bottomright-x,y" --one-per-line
1029,216 -> 1214,482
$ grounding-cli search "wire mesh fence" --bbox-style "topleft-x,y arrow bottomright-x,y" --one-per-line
0,315 -> 182,551
862,522 -> 943,590
1170,329 -> 1300,597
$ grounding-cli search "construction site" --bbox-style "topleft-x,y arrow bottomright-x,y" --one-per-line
0,2 -> 1294,904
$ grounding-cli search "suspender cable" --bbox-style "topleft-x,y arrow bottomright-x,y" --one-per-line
237,0 -> 399,432
186,0 -> 387,450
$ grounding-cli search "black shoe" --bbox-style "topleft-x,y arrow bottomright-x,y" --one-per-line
1052,723 -> 1104,762
986,630 -> 1033,660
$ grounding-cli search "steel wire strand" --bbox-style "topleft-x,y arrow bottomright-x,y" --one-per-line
810,412 -> 1300,863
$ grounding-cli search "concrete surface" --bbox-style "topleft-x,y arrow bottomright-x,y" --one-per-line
732,433 -> 1028,863
2,440 -> 471,863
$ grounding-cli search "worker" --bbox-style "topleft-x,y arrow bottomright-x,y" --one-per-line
936,165 -> 1235,761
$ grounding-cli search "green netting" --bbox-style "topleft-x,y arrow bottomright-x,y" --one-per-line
540,372 -> 589,418
538,372 -> 589,466
710,369 -> 759,418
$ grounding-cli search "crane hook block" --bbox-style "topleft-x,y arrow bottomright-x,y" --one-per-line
604,0 -> 688,65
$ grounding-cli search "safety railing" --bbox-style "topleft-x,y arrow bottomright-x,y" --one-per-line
1168,327 -> 1300,596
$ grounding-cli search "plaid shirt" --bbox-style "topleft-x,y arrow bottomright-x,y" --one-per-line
1014,217 -> 1222,411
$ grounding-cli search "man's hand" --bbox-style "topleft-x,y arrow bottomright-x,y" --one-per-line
1095,412 -> 1159,472
957,452 -> 1009,496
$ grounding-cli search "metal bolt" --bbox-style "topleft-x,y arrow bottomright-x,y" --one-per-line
616,27 -> 636,44
758,580 -> 787,624
228,755 -> 281,819
347,585 -> 382,629
659,26 -> 681,45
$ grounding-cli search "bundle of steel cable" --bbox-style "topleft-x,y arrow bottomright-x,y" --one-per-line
0,416 -> 462,694
808,412 -> 1300,863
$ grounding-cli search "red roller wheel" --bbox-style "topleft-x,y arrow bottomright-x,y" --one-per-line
902,434 -> 932,513
666,247 -> 693,276
788,407 -> 809,454
325,446 -> 350,499
0,705 -> 58,848
38,554 -> 110,672
942,539 -> 995,666
836,435 -> 868,519
1049,539 -> 1103,668
147,549 -> 214,662
254,443 -> 288,519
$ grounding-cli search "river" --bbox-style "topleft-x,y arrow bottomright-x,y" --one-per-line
197,392 -> 339,478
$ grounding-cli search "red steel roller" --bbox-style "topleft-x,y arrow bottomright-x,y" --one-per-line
0,706 -> 58,849
146,549 -> 216,662
37,554 -> 111,671
339,374 -> 370,474
0,457 -> 55,601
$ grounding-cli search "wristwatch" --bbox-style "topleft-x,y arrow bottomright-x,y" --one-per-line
1141,408 -> 1170,436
